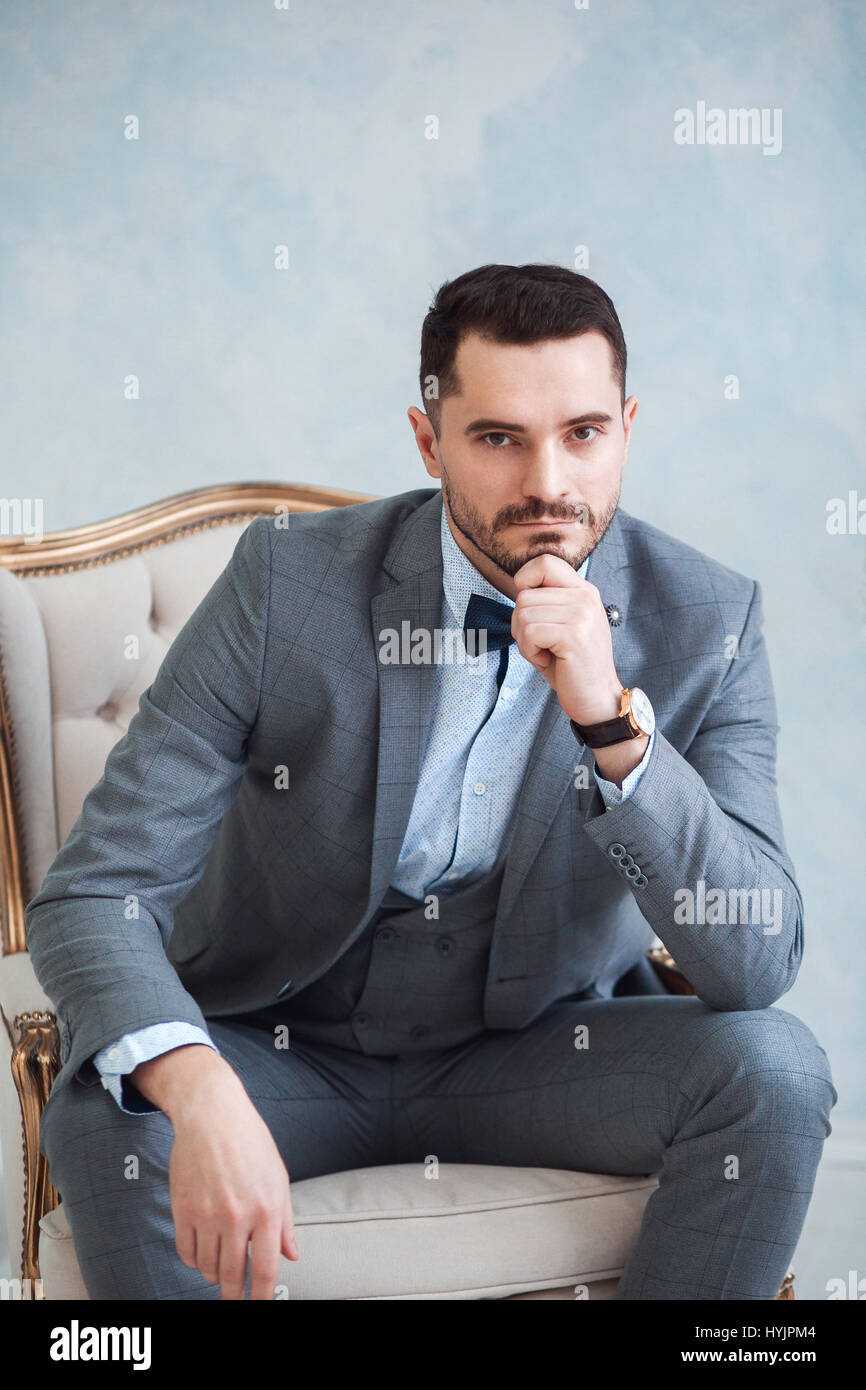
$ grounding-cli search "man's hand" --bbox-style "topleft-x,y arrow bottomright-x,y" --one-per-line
511,553 -> 623,725
511,552 -> 650,787
130,1045 -> 299,1300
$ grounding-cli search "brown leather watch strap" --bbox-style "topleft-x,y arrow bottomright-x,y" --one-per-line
570,714 -> 639,748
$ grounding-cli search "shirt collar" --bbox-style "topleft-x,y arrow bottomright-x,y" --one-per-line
440,501 -> 589,626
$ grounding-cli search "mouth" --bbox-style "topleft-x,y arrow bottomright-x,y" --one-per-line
512,518 -> 578,528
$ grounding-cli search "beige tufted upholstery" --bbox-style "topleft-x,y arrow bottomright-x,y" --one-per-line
0,486 -> 662,1300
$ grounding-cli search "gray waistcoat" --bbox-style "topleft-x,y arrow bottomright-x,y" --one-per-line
250,858 -> 510,1055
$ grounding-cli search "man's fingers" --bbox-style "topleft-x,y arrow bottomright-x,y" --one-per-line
516,621 -> 579,663
219,1226 -> 251,1300
248,1223 -> 282,1301
281,1193 -> 300,1262
175,1217 -> 197,1270
513,553 -> 588,590
197,1228 -> 220,1286
514,589 -> 594,615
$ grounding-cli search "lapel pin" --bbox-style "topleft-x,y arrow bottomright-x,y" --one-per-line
605,604 -> 623,626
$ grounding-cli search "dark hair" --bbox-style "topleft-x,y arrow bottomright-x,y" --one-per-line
419,263 -> 627,436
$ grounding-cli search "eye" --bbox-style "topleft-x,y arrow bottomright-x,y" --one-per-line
478,426 -> 599,449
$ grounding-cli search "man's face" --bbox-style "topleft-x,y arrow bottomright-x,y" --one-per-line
408,329 -> 638,594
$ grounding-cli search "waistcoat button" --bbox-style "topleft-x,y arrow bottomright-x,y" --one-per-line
354,1012 -> 369,1026
437,936 -> 455,956
376,926 -> 397,943
410,1024 -> 429,1040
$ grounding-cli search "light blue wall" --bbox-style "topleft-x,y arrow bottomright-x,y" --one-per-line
1,1 -> 863,1116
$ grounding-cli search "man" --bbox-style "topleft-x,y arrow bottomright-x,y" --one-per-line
26,263 -> 836,1301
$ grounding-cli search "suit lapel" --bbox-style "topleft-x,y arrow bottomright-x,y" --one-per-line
367,491 -> 444,914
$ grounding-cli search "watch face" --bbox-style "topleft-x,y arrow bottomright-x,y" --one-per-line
629,687 -> 655,736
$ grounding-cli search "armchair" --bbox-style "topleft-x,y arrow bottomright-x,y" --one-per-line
0,482 -> 794,1300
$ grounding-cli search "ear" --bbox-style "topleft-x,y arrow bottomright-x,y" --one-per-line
407,406 -> 441,476
621,395 -> 638,464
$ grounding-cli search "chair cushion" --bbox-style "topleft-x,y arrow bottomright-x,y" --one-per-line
39,1162 -> 658,1300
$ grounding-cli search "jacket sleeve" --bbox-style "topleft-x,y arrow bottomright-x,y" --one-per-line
582,579 -> 803,1011
25,515 -> 273,1092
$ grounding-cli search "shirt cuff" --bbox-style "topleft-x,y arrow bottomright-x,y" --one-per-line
94,1023 -> 218,1116
593,727 -> 656,808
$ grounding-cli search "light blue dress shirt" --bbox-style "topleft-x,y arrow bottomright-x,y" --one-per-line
94,506 -> 655,1113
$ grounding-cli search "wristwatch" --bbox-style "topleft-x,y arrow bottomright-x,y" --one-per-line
570,687 -> 655,748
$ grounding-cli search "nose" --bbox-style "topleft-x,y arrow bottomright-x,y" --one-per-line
516,441 -> 573,509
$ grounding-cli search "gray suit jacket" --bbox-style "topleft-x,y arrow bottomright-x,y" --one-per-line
26,489 -> 804,1109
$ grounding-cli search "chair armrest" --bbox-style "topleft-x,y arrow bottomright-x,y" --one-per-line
646,945 -> 695,996
7,1008 -> 61,1288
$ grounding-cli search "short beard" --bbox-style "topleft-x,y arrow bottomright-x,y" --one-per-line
441,470 -> 621,579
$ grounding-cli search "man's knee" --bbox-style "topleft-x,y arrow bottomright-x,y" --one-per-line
683,1004 -> 837,1132
36,1075 -> 193,1299
40,1074 -> 174,1196
725,1006 -> 834,1087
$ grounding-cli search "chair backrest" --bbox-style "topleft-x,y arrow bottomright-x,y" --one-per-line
0,482 -> 371,955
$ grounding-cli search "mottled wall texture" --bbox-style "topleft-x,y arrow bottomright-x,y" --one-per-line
0,0 -> 862,1143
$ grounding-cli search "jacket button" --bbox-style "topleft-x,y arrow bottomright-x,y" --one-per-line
410,1024 -> 428,1040
624,863 -> 642,881
376,926 -> 397,943
608,842 -> 627,860
437,936 -> 455,956
634,873 -> 648,888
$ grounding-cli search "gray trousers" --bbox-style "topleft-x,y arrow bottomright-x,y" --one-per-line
40,994 -> 837,1300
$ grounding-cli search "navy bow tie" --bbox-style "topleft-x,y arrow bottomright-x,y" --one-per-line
463,592 -> 515,691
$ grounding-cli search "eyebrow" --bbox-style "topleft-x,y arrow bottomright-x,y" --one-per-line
464,412 -> 614,435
